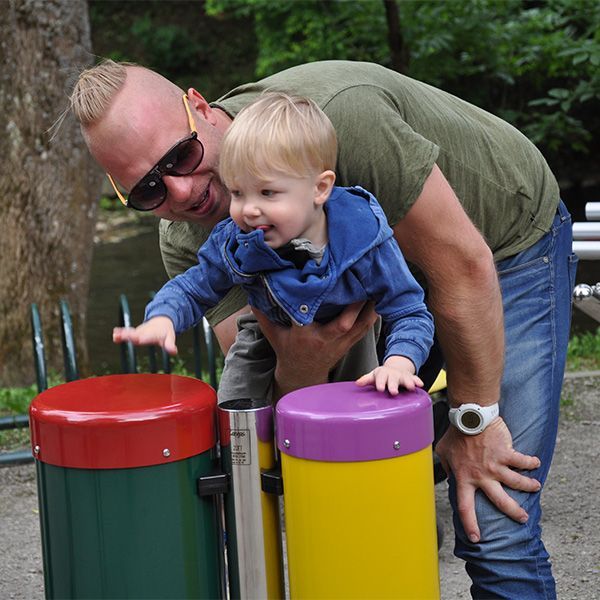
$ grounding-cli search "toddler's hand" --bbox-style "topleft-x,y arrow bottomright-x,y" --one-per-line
112,316 -> 178,355
356,356 -> 423,395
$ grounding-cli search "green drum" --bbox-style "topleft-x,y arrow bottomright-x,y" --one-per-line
30,374 -> 222,599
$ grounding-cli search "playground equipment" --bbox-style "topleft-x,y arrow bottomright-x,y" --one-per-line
277,382 -> 440,600
27,372 -> 439,599
30,374 -> 222,599
11,193 -> 599,595
218,399 -> 285,599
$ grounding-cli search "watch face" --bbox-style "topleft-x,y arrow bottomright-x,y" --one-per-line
461,410 -> 482,430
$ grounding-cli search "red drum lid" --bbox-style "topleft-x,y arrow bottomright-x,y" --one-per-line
29,374 -> 216,469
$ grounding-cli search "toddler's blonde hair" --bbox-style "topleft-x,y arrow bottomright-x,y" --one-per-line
219,92 -> 337,186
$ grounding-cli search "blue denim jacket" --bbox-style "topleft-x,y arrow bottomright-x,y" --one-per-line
146,186 -> 434,370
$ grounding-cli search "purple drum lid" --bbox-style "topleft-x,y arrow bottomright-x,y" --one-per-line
276,382 -> 433,462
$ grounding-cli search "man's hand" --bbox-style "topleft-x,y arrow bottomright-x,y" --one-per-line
436,416 -> 542,543
253,301 -> 378,399
113,316 -> 178,355
356,355 -> 423,395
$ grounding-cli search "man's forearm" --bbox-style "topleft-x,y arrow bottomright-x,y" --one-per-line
429,254 -> 504,407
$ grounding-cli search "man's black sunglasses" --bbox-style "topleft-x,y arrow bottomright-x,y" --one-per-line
107,94 -> 204,211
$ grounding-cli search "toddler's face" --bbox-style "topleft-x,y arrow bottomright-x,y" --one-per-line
228,171 -> 329,249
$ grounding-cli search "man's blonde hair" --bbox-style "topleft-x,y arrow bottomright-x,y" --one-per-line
70,59 -> 134,125
219,92 -> 337,186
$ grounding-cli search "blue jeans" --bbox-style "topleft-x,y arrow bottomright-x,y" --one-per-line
448,201 -> 578,599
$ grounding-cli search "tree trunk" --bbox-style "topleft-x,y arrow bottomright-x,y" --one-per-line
383,0 -> 409,73
0,0 -> 101,387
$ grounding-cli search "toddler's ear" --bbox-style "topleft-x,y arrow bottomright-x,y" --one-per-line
314,170 -> 336,205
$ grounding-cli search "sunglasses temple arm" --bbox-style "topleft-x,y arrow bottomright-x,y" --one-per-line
107,173 -> 129,207
182,94 -> 197,134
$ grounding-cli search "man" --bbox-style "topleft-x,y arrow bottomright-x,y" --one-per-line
72,59 -> 576,598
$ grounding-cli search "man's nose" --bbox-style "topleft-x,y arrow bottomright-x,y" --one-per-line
163,174 -> 193,204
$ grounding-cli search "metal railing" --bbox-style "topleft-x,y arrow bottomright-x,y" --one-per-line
0,296 -> 220,466
573,202 -> 600,324
573,203 -> 600,260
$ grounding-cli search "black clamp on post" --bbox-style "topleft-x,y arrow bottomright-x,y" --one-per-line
197,472 -> 230,497
261,468 -> 284,496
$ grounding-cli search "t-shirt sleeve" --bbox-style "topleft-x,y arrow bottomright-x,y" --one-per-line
158,219 -> 248,326
323,85 -> 439,227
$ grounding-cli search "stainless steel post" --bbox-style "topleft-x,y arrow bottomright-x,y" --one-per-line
218,399 -> 284,600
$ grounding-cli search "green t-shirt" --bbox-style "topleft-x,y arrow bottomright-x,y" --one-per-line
159,60 -> 559,325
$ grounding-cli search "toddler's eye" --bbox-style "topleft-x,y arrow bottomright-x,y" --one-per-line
261,189 -> 275,197
230,190 -> 242,198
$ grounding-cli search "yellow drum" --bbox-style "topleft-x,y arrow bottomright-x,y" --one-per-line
277,382 -> 439,599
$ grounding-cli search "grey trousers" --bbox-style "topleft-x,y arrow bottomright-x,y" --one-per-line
217,313 -> 382,404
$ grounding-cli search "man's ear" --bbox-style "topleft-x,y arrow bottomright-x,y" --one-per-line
187,88 -> 217,125
314,170 -> 336,206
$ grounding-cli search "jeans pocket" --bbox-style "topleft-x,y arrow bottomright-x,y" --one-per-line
497,254 -> 549,277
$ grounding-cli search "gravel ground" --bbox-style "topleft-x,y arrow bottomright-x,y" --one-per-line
1,373 -> 598,599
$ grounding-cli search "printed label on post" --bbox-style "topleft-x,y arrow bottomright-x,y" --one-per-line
231,429 -> 251,465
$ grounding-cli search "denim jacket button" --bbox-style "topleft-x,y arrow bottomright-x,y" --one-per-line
299,304 -> 309,314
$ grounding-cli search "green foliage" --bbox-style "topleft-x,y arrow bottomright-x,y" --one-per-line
89,1 -> 203,80
402,0 -> 600,175
89,0 -> 257,100
206,0 -> 391,77
125,14 -> 202,78
206,0 -> 599,183
567,327 -> 600,371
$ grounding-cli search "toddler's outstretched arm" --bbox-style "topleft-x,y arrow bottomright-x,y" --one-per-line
113,316 -> 178,355
356,355 -> 423,395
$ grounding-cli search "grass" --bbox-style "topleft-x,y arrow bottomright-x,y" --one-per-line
566,327 -> 600,371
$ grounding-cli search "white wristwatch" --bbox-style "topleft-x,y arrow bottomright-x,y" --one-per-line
448,403 -> 499,435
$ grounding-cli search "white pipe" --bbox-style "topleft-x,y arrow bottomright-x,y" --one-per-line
573,241 -> 600,260
573,222 -> 600,240
585,202 -> 600,221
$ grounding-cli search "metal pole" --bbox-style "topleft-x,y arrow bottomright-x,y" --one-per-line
573,222 -> 600,240
585,202 -> 600,221
573,241 -> 600,260
218,399 -> 284,600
